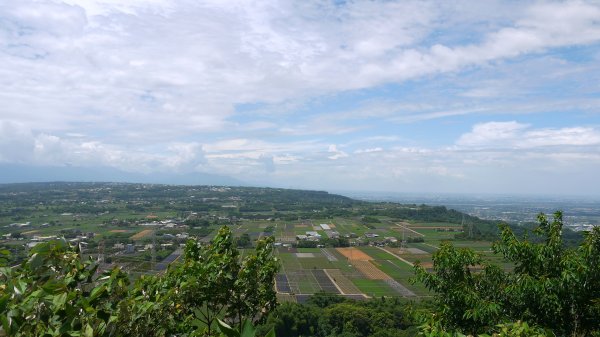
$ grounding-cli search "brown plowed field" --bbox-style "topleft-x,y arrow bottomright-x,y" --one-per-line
336,248 -> 372,261
131,229 -> 153,240
352,260 -> 391,280
22,230 -> 39,235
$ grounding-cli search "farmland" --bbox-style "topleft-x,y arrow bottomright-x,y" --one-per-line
0,182 -> 509,301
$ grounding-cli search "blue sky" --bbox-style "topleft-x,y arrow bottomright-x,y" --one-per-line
1,0 -> 600,195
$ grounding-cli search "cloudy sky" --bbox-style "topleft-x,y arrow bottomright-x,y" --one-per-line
1,0 -> 600,195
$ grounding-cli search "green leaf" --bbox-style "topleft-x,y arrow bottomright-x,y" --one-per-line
0,313 -> 10,333
43,280 -> 67,295
240,319 -> 255,337
52,292 -> 68,311
83,323 -> 94,337
263,327 -> 276,337
89,285 -> 106,302
217,319 -> 239,337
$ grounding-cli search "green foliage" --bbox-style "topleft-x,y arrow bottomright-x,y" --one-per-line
417,316 -> 553,337
361,216 -> 381,224
415,211 -> 600,336
306,291 -> 347,308
0,239 -> 129,336
185,218 -> 212,227
260,295 -> 413,337
237,233 -> 252,247
414,243 -> 506,333
0,249 -> 9,266
118,226 -> 279,336
493,212 -> 600,335
483,321 -> 554,337
261,302 -> 321,337
1,226 -> 279,337
217,319 -> 275,337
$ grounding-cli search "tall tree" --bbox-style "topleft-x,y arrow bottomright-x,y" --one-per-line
414,211 -> 600,336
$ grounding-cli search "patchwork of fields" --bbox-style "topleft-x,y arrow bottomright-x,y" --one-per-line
263,218 -> 500,302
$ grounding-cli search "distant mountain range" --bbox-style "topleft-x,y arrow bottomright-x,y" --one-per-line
0,163 -> 244,186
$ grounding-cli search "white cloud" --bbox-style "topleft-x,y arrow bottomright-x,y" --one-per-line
354,147 -> 383,154
458,121 -> 600,149
327,144 -> 348,160
0,121 -> 36,163
457,121 -> 530,147
2,0 -> 599,140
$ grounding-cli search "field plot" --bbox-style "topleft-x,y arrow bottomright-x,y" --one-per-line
299,257 -> 337,269
286,270 -> 319,294
351,260 -> 391,280
276,293 -> 296,303
352,279 -> 397,297
358,247 -> 395,260
450,240 -> 493,251
413,229 -> 456,240
406,242 -> 438,253
321,248 -> 338,261
384,279 -> 415,297
296,253 -> 315,258
325,269 -> 362,295
297,248 -> 321,253
336,248 -> 372,261
377,260 -> 429,296
407,221 -> 462,229
278,252 -> 302,271
131,229 -> 153,240
391,226 -> 424,237
275,274 -> 291,293
279,224 -> 296,243
200,229 -> 219,243
312,269 -> 340,293
359,247 -> 430,296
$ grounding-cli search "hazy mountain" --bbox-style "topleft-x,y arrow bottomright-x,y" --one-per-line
0,163 -> 244,186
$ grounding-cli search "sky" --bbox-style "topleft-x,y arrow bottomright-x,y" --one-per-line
1,0 -> 600,195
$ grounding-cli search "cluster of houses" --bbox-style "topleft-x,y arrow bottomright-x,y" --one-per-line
113,242 -> 179,254
137,219 -> 187,228
292,223 -> 400,247
295,223 -> 343,242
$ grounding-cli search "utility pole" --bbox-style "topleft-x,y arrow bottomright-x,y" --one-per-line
402,225 -> 405,250
98,239 -> 105,264
151,230 -> 156,271
462,214 -> 473,239
469,222 -> 473,239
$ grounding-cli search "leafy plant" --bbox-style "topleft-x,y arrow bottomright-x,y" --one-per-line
0,239 -> 129,336
117,226 -> 279,336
